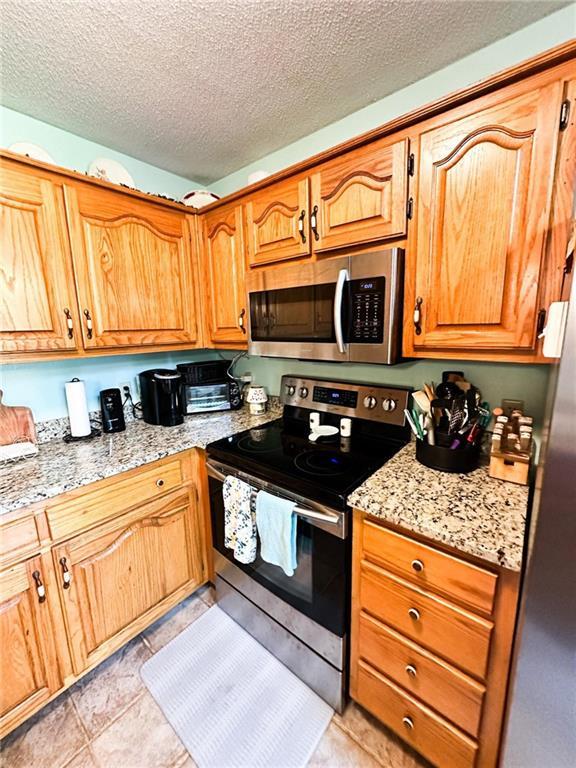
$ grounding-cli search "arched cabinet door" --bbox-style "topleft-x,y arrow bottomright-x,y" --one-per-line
409,79 -> 564,353
201,203 -> 247,345
310,136 -> 409,252
245,176 -> 311,266
63,183 -> 200,349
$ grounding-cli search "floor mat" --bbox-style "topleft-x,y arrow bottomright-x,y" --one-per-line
141,605 -> 333,768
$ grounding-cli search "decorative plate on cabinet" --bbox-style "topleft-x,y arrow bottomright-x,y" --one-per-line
8,142 -> 55,164
88,157 -> 135,187
181,190 -> 220,208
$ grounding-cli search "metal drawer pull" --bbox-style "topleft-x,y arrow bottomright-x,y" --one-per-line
405,664 -> 417,678
156,478 -> 165,487
408,607 -> 421,621
310,205 -> 319,241
411,559 -> 424,573
413,297 -> 423,336
298,210 -> 306,243
63,308 -> 74,339
238,308 -> 247,334
59,557 -> 71,589
83,309 -> 93,339
32,570 -> 46,603
403,716 -> 414,730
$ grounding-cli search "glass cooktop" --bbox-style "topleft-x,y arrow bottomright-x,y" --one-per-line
207,417 -> 406,509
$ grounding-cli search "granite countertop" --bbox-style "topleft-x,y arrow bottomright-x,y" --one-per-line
347,443 -> 529,571
0,404 -> 282,515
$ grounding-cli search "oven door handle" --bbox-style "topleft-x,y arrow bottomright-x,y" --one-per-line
206,462 -> 341,526
334,268 -> 349,355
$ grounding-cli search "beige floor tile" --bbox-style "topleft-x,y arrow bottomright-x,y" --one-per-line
0,693 -> 88,768
142,594 -> 209,652
69,637 -> 151,737
334,702 -> 429,768
62,746 -> 99,768
308,722 -> 381,767
171,755 -> 197,768
90,691 -> 186,768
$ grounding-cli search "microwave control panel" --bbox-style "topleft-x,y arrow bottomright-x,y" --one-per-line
348,278 -> 385,343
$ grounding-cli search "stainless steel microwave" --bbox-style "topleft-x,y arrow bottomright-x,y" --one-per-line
247,248 -> 404,364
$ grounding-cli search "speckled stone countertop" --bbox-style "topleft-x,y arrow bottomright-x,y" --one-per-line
0,404 -> 282,515
348,443 -> 529,571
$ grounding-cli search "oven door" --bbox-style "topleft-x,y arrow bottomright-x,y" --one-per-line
183,383 -> 231,414
207,460 -> 349,637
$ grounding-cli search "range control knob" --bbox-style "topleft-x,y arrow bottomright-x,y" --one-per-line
382,398 -> 397,412
363,395 -> 377,410
299,387 -> 309,398
286,385 -> 296,397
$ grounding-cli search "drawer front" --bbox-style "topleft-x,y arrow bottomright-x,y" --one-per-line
360,562 -> 493,679
356,660 -> 478,768
0,515 -> 41,567
362,520 -> 497,615
47,459 -> 184,540
358,611 -> 485,736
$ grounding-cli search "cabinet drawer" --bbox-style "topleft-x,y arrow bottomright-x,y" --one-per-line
0,515 -> 42,567
356,660 -> 478,768
358,611 -> 485,736
362,520 -> 498,615
47,459 -> 184,540
360,561 -> 493,679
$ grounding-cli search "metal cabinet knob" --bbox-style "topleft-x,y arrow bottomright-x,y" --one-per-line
405,664 -> 417,678
411,559 -> 424,573
408,607 -> 421,621
156,479 -> 165,487
402,716 -> 414,730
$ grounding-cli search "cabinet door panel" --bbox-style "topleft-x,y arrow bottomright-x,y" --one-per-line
0,557 -> 61,731
64,185 -> 199,349
55,490 -> 203,673
413,81 -> 562,351
0,161 -> 79,353
311,137 -> 408,251
202,203 -> 247,345
245,177 -> 310,265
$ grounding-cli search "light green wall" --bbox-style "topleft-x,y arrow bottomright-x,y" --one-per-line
0,106 -> 200,198
211,4 -> 576,196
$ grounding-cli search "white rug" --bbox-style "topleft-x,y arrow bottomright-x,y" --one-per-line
140,605 -> 334,768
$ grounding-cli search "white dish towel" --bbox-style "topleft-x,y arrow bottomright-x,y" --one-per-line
223,476 -> 257,564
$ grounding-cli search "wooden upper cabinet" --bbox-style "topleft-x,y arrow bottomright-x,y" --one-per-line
201,203 -> 248,345
63,183 -> 200,349
409,80 -> 563,353
54,489 -> 203,674
0,160 -> 80,354
0,556 -> 61,734
310,137 -> 409,251
245,176 -> 311,266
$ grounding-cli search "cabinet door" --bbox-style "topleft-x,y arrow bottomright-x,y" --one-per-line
53,489 -> 204,674
202,203 -> 247,345
0,556 -> 61,735
245,177 -> 310,266
64,184 -> 199,349
310,137 -> 409,251
0,160 -> 80,353
411,81 -> 563,352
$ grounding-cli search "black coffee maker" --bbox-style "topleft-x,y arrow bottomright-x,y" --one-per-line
139,369 -> 183,427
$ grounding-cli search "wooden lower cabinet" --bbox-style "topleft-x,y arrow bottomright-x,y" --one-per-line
0,450 -> 210,739
351,510 -> 520,768
0,554 -> 62,736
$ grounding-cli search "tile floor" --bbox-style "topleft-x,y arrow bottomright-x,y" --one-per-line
1,585 -> 429,768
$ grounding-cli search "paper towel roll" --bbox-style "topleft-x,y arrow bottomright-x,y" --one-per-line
65,378 -> 91,437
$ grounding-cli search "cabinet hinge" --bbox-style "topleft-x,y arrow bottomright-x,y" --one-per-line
407,153 -> 415,177
406,197 -> 414,220
536,308 -> 547,336
560,99 -> 570,131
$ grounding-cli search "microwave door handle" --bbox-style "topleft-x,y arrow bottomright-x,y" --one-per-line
334,268 -> 349,355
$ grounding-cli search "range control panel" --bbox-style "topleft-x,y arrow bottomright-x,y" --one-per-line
281,375 -> 411,426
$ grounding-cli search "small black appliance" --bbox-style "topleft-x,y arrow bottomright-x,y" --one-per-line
139,369 -> 184,427
177,360 -> 242,414
99,388 -> 126,433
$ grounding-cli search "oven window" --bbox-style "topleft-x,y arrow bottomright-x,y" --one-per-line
185,383 -> 229,412
250,283 -> 337,342
209,477 -> 348,636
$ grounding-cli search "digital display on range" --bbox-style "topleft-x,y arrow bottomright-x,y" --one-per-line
313,386 -> 358,408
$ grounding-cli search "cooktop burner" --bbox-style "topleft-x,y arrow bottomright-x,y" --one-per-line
207,416 -> 407,509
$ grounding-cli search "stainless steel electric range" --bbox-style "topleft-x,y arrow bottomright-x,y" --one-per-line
206,375 -> 411,712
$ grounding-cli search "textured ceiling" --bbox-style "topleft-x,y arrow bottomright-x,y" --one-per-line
1,0 -> 568,184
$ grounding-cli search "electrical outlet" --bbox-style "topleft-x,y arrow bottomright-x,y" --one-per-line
119,382 -> 132,400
